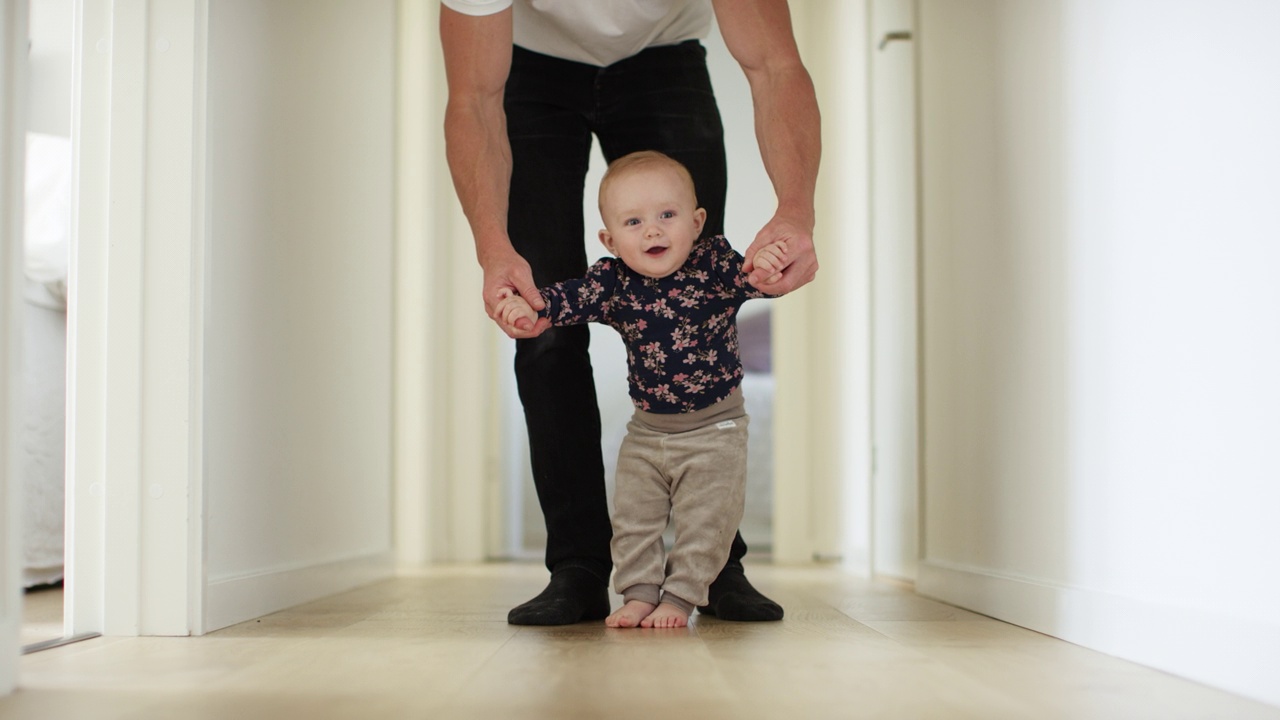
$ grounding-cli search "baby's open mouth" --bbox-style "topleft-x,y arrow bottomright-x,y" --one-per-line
646,246 -> 668,255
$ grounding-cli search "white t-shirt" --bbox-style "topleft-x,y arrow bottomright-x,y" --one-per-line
441,0 -> 713,67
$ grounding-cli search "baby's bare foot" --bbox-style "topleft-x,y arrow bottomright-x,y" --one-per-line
639,602 -> 689,629
606,600 -> 656,628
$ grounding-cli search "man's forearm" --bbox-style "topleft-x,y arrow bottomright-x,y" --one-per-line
444,93 -> 514,265
747,62 -> 820,231
439,5 -> 516,266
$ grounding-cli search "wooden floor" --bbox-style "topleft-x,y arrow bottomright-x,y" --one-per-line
3,563 -> 1278,719
18,585 -> 63,650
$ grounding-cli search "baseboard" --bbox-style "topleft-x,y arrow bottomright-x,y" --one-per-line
917,559 -> 1280,709
202,551 -> 395,635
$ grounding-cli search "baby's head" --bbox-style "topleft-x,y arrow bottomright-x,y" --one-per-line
597,151 -> 706,279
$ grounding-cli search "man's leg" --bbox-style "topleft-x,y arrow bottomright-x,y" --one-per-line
504,47 -> 613,625
594,41 -> 782,621
593,40 -> 729,238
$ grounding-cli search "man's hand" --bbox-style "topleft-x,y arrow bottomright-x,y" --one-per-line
743,215 -> 818,295
483,245 -> 551,338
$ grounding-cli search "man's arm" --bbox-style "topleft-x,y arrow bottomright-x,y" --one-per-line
711,0 -> 821,295
440,5 -> 549,336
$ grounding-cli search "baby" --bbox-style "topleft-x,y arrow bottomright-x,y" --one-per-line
497,151 -> 787,628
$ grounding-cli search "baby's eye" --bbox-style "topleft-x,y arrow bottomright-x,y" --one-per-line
660,211 -> 675,219
625,218 -> 641,227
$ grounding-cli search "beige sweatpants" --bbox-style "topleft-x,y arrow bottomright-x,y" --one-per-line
610,390 -> 749,613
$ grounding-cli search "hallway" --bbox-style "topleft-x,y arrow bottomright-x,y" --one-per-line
3,563 -> 1276,719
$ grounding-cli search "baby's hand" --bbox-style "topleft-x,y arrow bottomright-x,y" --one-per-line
751,240 -> 789,284
494,289 -> 541,335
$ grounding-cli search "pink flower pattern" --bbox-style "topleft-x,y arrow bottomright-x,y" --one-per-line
538,236 -> 773,414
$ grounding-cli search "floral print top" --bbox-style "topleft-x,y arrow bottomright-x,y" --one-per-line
537,235 -> 773,414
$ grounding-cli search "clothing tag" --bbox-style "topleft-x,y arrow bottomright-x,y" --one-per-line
716,420 -> 737,430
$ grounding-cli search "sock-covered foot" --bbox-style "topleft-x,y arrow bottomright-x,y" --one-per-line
639,602 -> 689,629
508,567 -> 611,626
699,564 -> 784,622
605,599 -> 656,628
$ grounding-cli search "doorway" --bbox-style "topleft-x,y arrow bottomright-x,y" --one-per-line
18,0 -> 72,653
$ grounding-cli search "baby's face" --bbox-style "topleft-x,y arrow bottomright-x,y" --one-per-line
598,164 -> 706,279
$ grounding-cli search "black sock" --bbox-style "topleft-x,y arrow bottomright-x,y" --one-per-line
699,564 -> 784,622
507,566 -> 611,626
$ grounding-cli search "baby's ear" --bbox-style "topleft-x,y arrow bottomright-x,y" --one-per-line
598,229 -> 617,254
693,207 -> 707,234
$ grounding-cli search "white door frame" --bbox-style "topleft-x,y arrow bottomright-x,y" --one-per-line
868,0 -> 921,581
772,1 -> 873,567
65,0 -> 207,637
1,0 -> 30,695
393,0 -> 496,566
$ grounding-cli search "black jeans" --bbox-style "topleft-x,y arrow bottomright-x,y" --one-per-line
505,40 -> 749,580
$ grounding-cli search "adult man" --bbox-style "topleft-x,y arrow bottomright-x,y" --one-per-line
440,0 -> 820,626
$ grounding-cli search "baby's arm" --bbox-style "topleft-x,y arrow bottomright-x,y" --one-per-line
494,289 -> 542,335
751,240 -> 790,285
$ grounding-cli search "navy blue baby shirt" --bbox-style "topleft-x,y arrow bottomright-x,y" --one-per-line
537,235 -> 774,414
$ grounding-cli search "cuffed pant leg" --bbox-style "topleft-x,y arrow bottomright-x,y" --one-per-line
662,414 -> 749,608
623,584 -> 661,607
610,422 -> 673,599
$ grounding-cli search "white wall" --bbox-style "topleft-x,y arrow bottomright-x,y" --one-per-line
202,0 -> 396,631
917,0 -> 1280,707
26,0 -> 70,137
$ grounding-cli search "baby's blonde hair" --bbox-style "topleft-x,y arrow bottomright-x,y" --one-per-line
598,150 -> 698,213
